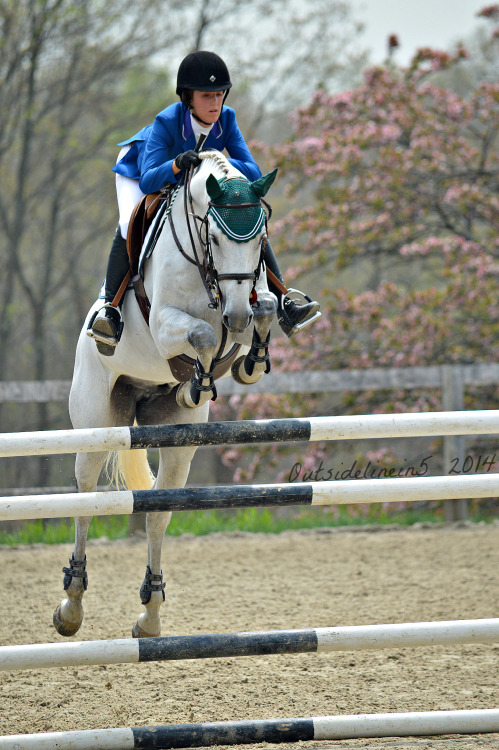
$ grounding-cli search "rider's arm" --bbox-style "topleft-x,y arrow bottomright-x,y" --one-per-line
139,104 -> 262,192
139,107 -> 182,193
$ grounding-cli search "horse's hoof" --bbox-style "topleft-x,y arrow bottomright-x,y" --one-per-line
132,618 -> 161,639
176,382 -> 196,409
231,355 -> 261,385
53,604 -> 83,637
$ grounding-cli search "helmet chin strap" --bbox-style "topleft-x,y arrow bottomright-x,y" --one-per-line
190,110 -> 214,128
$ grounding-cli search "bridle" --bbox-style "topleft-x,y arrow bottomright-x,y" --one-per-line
169,168 -> 271,311
133,160 -> 274,382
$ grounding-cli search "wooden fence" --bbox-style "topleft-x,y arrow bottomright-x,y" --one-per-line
2,363 -> 499,402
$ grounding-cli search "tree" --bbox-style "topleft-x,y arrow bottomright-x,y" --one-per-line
0,0 -> 174,486
266,50 -> 497,284
213,11 -> 499,514
466,4 -> 499,84
0,0 -> 368,493
163,0 -> 368,135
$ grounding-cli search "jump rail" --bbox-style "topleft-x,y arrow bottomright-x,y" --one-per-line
2,619 -> 497,672
1,409 -> 499,458
1,474 -> 498,521
1,710 -> 498,748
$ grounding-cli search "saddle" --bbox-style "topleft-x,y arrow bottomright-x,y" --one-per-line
127,190 -> 164,276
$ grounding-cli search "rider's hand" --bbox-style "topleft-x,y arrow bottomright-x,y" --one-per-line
174,150 -> 202,172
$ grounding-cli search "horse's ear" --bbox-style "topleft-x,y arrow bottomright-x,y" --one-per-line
251,168 -> 278,198
206,173 -> 224,201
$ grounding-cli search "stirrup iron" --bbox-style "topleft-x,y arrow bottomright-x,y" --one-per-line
281,288 -> 321,333
86,304 -> 124,348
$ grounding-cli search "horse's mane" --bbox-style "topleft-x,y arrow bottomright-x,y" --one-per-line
196,150 -> 244,183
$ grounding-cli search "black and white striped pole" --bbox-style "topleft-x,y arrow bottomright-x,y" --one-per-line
1,710 -> 498,749
1,473 -> 498,521
1,410 -> 499,458
1,620 -> 497,671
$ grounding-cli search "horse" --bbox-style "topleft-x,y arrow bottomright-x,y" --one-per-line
53,150 -> 278,638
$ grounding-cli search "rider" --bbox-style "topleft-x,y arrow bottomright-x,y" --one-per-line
90,51 -> 320,354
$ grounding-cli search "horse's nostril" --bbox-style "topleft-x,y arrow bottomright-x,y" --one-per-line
222,310 -> 253,333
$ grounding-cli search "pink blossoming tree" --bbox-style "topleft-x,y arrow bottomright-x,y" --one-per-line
212,10 -> 499,513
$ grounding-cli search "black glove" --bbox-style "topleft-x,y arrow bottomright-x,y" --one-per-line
174,150 -> 202,171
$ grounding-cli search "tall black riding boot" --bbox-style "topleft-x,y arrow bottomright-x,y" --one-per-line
264,240 -> 320,337
89,227 -> 129,356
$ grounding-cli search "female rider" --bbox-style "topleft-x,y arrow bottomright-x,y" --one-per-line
90,51 -> 320,354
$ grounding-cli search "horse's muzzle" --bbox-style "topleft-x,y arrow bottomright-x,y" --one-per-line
222,309 -> 254,333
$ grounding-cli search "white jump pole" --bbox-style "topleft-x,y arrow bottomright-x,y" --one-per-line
1,710 -> 498,748
0,473 -> 498,521
0,409 -> 498,457
1,619 -> 497,672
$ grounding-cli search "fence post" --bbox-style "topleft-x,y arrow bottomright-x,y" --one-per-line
441,365 -> 467,521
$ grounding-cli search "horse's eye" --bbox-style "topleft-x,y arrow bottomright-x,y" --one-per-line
210,234 -> 219,246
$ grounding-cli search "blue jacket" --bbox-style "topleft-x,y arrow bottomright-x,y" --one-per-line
113,102 -> 261,194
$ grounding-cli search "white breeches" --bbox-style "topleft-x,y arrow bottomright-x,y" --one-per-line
116,146 -> 145,239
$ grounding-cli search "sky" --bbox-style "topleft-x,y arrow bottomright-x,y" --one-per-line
357,0 -> 489,64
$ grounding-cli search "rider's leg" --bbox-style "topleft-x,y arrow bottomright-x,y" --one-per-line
91,226 -> 129,343
91,167 -> 144,352
264,240 -> 320,337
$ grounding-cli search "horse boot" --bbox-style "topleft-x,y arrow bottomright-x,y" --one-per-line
264,240 -> 321,337
88,227 -> 129,356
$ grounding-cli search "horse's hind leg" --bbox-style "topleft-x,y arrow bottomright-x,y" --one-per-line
132,441 -> 201,637
132,399 -> 209,637
53,450 -> 107,636
131,509 -> 171,638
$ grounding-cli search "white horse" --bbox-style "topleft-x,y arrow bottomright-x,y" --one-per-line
54,151 -> 278,638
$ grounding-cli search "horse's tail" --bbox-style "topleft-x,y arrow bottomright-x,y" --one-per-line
106,445 -> 155,491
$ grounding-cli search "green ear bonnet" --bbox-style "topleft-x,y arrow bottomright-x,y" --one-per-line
206,169 -> 277,244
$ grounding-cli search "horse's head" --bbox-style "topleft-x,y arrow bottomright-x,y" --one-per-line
191,153 -> 277,333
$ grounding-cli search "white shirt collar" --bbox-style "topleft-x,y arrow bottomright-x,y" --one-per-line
190,114 -> 214,141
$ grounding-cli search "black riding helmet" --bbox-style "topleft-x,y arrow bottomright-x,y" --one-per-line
176,51 -> 232,101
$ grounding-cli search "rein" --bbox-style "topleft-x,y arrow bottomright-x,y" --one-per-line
184,167 -> 219,308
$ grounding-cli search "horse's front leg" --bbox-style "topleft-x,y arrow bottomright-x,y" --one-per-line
232,290 -> 277,385
174,319 -> 220,409
150,304 -> 219,410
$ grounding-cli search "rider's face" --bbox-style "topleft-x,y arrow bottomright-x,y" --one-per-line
190,90 -> 224,124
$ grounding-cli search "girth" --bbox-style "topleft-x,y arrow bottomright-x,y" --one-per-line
168,344 -> 241,382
